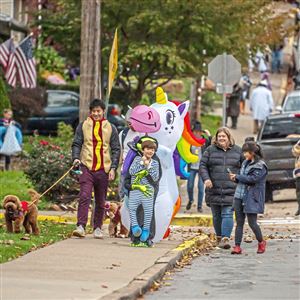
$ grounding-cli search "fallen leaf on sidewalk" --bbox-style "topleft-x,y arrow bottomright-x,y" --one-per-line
244,236 -> 253,243
101,284 -> 108,288
112,263 -> 121,267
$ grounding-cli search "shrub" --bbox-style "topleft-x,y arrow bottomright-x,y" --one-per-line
35,45 -> 66,76
56,122 -> 74,148
24,135 -> 78,202
9,86 -> 46,126
0,75 -> 11,115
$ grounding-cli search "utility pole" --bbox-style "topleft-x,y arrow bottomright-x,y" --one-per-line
194,78 -> 201,122
80,0 -> 102,122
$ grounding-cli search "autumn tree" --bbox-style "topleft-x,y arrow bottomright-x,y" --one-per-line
35,0 -> 288,105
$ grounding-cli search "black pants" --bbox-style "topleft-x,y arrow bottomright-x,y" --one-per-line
0,155 -> 10,170
233,199 -> 263,246
226,116 -> 238,129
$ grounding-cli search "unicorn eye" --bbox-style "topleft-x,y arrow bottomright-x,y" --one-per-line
166,110 -> 175,125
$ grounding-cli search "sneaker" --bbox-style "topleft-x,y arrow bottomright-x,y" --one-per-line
295,209 -> 300,216
257,240 -> 266,254
231,245 -> 242,254
94,227 -> 104,239
197,207 -> 203,213
72,225 -> 85,238
219,237 -> 231,249
213,236 -> 222,247
186,202 -> 192,210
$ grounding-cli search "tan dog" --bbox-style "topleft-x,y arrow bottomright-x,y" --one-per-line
3,189 -> 40,235
105,202 -> 129,238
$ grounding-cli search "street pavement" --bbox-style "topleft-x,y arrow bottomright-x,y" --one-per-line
145,231 -> 300,300
0,226 -> 208,300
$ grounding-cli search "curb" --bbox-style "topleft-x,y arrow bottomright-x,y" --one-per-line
171,214 -> 213,227
0,213 -> 213,227
100,234 -> 209,300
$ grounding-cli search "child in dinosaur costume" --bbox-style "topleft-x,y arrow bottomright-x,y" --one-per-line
125,137 -> 161,246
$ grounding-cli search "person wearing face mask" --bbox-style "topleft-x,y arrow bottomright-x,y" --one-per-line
200,127 -> 243,249
71,99 -> 121,239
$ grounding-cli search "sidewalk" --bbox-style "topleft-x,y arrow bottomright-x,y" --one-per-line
1,228 -> 209,300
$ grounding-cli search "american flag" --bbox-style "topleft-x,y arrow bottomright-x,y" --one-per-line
15,36 -> 36,88
0,38 -> 17,87
0,38 -> 13,68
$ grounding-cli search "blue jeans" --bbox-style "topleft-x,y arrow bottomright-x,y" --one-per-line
210,204 -> 234,238
187,169 -> 204,209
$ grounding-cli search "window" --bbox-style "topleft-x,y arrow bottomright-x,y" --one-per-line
261,117 -> 300,139
284,96 -> 300,112
47,92 -> 78,107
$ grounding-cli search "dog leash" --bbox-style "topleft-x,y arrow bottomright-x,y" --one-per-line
28,165 -> 75,208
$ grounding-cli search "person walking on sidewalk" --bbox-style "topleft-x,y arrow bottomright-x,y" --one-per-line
186,121 -> 211,213
72,99 -> 121,238
226,83 -> 242,129
292,139 -> 300,216
200,127 -> 243,249
249,79 -> 274,134
229,141 -> 268,254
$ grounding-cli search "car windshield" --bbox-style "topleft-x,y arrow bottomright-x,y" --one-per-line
261,117 -> 300,139
284,95 -> 300,112
47,92 -> 78,107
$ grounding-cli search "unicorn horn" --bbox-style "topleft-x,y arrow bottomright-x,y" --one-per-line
156,87 -> 167,104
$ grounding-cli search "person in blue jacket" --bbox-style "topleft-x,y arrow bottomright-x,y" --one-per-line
0,109 -> 23,170
229,141 -> 268,255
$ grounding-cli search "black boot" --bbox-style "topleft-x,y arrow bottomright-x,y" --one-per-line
186,202 -> 192,210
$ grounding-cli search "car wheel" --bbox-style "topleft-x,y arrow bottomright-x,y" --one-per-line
265,183 -> 273,202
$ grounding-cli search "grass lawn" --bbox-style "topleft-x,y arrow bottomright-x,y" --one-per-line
0,220 -> 74,264
0,171 -> 50,210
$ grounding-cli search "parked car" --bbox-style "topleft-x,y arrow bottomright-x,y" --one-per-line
24,90 -> 126,135
276,90 -> 300,113
257,113 -> 300,201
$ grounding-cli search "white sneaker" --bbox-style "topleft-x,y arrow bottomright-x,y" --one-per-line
94,227 -> 104,239
72,225 -> 85,238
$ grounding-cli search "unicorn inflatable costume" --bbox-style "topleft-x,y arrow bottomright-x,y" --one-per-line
149,88 -> 189,242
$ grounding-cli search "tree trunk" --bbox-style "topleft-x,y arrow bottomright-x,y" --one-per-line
80,0 -> 101,122
132,79 -> 145,106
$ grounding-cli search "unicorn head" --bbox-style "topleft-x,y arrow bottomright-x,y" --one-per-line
150,87 -> 189,150
128,105 -> 161,133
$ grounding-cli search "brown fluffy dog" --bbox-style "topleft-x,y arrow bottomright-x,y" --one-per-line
105,202 -> 129,238
3,189 -> 40,235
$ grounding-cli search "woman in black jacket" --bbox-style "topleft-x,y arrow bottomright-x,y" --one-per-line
200,127 -> 243,249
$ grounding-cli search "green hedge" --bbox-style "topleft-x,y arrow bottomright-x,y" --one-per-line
0,75 -> 11,115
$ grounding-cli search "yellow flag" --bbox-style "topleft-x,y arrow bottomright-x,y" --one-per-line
108,29 -> 118,97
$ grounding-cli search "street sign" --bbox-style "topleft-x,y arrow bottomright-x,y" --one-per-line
207,53 -> 241,127
208,54 -> 241,85
216,84 -> 233,94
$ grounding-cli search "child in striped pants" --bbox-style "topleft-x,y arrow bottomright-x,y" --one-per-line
128,140 -> 160,243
